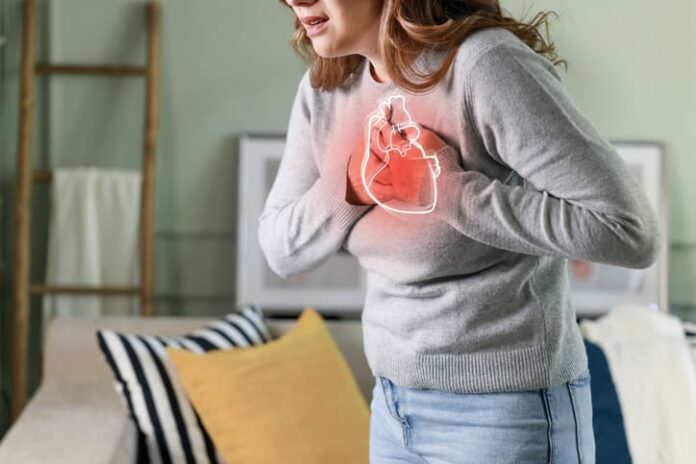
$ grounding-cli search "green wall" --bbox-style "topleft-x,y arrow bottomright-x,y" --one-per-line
1,0 -> 694,437
502,0 -> 696,311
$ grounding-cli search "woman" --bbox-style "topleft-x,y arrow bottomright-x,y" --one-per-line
260,0 -> 660,462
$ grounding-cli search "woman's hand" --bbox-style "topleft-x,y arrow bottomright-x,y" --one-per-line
345,137 -> 396,206
345,117 -> 461,207
374,122 -> 458,206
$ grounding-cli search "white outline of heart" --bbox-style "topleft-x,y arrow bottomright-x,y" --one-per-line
361,94 -> 441,214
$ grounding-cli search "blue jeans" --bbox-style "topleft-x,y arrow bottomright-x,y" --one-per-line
369,368 -> 595,463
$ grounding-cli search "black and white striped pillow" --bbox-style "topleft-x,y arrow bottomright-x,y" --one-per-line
96,303 -> 271,464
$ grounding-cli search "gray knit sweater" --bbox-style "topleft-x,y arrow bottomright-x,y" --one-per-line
258,27 -> 660,393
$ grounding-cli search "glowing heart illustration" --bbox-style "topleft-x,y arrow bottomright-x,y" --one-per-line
361,94 -> 441,214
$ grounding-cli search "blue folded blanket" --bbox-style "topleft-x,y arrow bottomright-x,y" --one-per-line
584,339 -> 632,463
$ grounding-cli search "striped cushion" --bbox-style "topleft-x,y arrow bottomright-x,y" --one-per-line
96,303 -> 271,464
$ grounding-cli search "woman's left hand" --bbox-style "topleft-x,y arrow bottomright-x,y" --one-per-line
371,121 -> 461,206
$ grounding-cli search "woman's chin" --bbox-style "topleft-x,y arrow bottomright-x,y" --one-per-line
311,41 -> 348,59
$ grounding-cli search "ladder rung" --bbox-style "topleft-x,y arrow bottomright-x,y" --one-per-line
30,284 -> 140,295
35,63 -> 147,77
32,170 -> 52,183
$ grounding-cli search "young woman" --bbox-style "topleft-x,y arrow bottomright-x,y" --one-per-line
261,1 -> 660,462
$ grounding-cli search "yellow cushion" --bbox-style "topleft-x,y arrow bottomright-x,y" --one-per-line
166,307 -> 369,464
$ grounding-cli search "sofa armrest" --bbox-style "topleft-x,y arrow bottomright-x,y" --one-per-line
0,383 -> 138,464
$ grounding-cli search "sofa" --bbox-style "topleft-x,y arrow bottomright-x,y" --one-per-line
5,309 -> 696,463
0,315 -> 375,463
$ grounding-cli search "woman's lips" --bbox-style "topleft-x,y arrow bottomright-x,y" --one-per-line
303,17 -> 329,37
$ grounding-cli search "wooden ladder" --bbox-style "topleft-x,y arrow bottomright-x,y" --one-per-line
10,0 -> 161,421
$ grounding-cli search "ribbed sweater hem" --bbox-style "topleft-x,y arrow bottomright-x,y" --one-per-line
364,332 -> 588,394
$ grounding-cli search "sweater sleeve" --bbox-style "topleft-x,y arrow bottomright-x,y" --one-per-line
433,42 -> 660,269
257,72 -> 373,279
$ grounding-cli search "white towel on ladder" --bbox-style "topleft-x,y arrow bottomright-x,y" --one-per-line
42,167 -> 142,321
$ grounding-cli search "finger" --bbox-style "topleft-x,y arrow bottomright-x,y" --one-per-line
368,143 -> 391,164
371,165 -> 392,185
370,182 -> 394,202
366,164 -> 392,188
370,118 -> 391,147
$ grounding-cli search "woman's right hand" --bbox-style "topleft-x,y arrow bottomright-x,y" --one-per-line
345,136 -> 396,205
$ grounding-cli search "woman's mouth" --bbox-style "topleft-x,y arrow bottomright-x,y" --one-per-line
301,16 -> 329,37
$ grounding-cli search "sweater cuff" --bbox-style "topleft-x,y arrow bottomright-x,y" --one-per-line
315,159 -> 373,229
434,147 -> 501,229
432,146 -> 471,225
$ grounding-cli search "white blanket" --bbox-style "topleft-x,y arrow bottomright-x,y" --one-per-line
579,304 -> 696,464
42,167 -> 142,322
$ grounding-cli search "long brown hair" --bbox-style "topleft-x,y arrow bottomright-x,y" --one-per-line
278,0 -> 566,94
